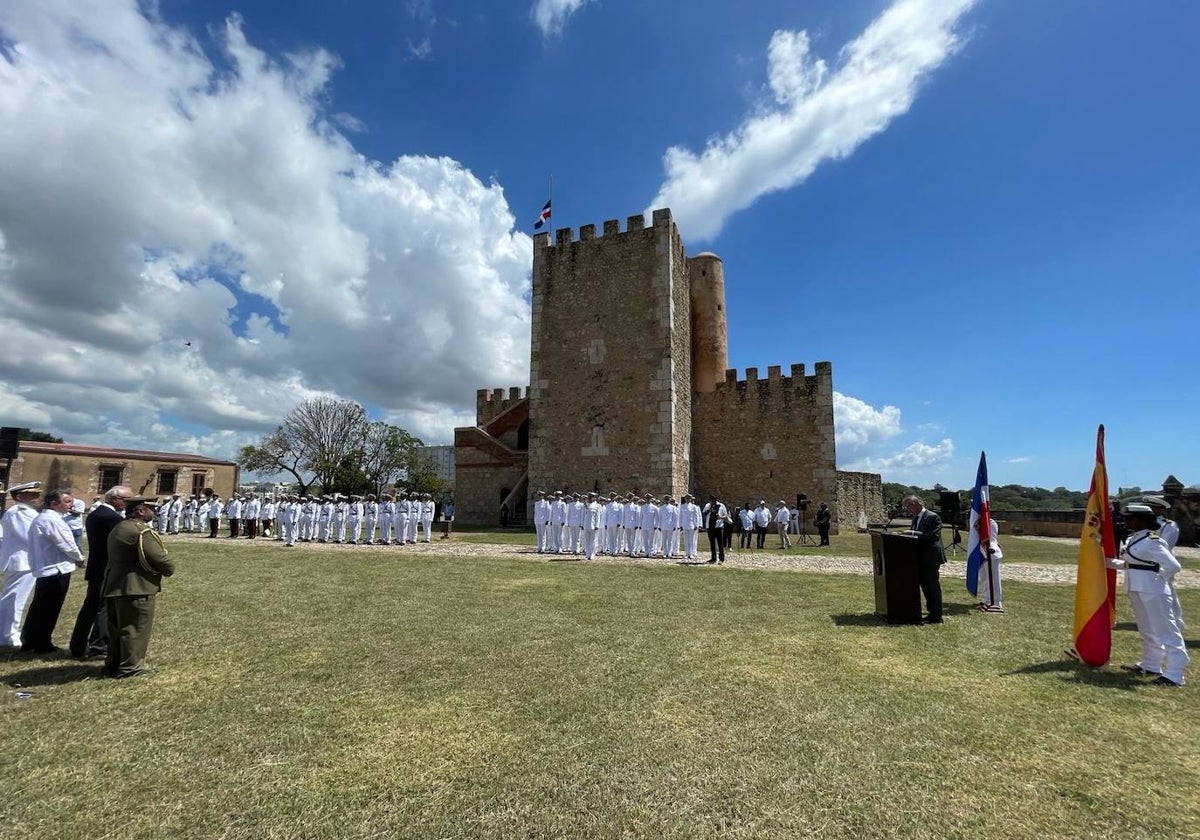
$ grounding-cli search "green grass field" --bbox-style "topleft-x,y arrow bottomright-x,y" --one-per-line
2,540 -> 1196,839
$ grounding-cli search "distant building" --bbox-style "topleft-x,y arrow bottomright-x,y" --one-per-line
415,445 -> 456,485
1,440 -> 238,502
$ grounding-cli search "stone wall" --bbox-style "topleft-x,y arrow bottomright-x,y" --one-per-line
453,437 -> 526,527
527,211 -> 690,498
691,363 -> 838,521
835,470 -> 886,533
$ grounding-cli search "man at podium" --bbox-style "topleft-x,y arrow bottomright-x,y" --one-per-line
903,495 -> 946,624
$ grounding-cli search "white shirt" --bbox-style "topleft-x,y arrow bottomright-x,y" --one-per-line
754,506 -> 772,527
1121,528 -> 1181,595
1157,516 -> 1180,551
585,502 -> 603,530
567,502 -> 584,527
681,502 -> 702,530
774,506 -> 791,526
534,498 -> 551,524
29,508 -> 83,576
659,503 -> 679,530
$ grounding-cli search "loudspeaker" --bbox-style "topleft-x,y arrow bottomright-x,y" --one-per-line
0,427 -> 19,460
796,493 -> 809,512
938,490 -> 961,521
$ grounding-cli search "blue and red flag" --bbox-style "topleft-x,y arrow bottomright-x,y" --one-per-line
533,199 -> 552,230
966,450 -> 992,598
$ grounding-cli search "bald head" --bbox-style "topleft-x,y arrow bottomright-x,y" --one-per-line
105,485 -> 134,511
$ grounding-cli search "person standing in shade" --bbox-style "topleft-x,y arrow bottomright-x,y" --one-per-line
1113,503 -> 1188,686
22,489 -> 85,653
702,494 -> 728,564
904,495 -> 945,623
103,497 -> 174,679
0,482 -> 43,651
815,502 -> 832,546
70,485 -> 132,659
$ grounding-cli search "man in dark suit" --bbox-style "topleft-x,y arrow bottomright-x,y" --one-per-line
904,495 -> 946,624
70,485 -> 132,658
702,494 -> 728,564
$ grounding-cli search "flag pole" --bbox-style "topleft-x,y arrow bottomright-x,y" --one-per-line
985,546 -> 997,608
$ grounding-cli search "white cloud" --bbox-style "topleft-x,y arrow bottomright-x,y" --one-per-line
1006,456 -> 1031,464
0,1 -> 531,456
846,438 -> 956,475
531,0 -> 594,37
407,37 -> 433,61
647,0 -> 978,239
834,392 -> 901,449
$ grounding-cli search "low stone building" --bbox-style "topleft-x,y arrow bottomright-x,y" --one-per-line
1,440 -> 238,503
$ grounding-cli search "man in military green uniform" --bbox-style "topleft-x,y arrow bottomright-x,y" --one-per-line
102,496 -> 174,679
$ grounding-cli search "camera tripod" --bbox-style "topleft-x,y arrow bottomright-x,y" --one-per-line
796,509 -> 817,546
943,523 -> 966,556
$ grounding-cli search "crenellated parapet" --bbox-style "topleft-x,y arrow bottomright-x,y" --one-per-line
476,385 -> 529,426
532,208 -> 683,259
707,360 -> 834,403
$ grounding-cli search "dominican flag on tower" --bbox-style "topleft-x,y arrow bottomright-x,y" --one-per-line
533,199 -> 552,230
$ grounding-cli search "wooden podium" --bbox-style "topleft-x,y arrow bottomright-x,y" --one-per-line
870,530 -> 922,624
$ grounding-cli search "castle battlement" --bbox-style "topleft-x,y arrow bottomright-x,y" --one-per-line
713,361 -> 833,393
475,386 -> 529,426
533,208 -> 675,250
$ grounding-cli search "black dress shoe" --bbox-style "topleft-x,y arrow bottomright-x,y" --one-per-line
1151,676 -> 1182,687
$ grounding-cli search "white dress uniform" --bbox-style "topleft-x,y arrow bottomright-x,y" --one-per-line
550,497 -> 568,553
392,497 -> 407,544
636,502 -> 657,557
659,502 -> 681,558
347,499 -> 364,543
621,500 -> 640,555
0,500 -> 39,648
262,501 -> 277,537
421,498 -> 435,542
378,499 -> 393,544
407,496 -> 421,543
156,502 -> 171,533
245,497 -> 262,537
1119,527 -> 1188,684
583,500 -> 603,560
534,496 -> 551,553
976,519 -> 1003,605
332,500 -> 347,542
567,499 -> 584,555
207,499 -> 223,536
168,497 -> 183,533
605,499 -> 623,555
364,500 -> 379,544
182,498 -> 195,532
681,500 -> 702,559
1157,515 -> 1185,628
318,500 -> 334,541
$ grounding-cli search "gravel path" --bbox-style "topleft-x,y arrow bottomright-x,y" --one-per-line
173,533 -> 1200,589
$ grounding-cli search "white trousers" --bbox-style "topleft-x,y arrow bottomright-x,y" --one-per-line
407,515 -> 419,543
347,517 -> 362,542
0,570 -> 35,648
318,518 -> 331,541
568,525 -> 582,554
664,529 -> 681,558
683,528 -> 699,559
421,515 -> 433,541
378,515 -> 392,543
977,558 -> 1002,605
364,515 -> 376,542
1130,591 -> 1189,683
584,528 -> 599,560
535,521 -> 548,552
606,525 -> 620,554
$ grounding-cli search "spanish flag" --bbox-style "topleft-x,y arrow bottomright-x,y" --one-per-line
1070,425 -> 1118,666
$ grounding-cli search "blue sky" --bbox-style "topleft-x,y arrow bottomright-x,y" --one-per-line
0,0 -> 1196,492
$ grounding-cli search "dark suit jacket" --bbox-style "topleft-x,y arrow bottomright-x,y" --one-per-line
83,504 -> 123,582
911,509 -> 946,565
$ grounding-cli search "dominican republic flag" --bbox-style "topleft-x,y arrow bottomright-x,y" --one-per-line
965,450 -> 992,597
533,199 -> 552,230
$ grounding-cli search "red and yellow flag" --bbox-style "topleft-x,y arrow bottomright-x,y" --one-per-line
1071,424 -> 1118,666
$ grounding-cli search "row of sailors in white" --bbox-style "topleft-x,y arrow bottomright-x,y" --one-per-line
198,494 -> 440,546
532,491 -> 718,561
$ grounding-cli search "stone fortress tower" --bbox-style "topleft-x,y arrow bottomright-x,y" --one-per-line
453,208 -> 883,530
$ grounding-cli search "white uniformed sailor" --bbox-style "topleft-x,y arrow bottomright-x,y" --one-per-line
1111,503 -> 1188,686
533,491 -> 551,553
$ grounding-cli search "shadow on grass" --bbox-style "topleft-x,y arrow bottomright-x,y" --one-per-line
1002,659 -> 1145,691
4,662 -> 104,687
831,612 -> 887,627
